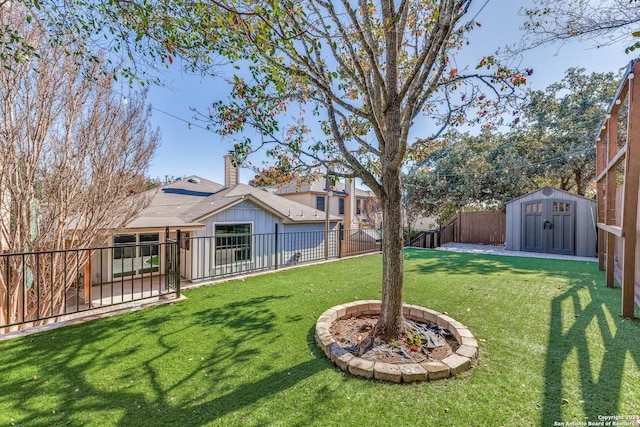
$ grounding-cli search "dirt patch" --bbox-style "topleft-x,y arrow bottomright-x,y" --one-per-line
329,315 -> 459,364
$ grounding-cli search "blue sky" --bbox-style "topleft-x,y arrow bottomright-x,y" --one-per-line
144,0 -> 632,185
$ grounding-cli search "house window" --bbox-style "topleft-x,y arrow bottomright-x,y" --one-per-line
215,223 -> 252,266
316,196 -> 325,211
356,199 -> 361,215
113,232 -> 159,278
338,198 -> 345,215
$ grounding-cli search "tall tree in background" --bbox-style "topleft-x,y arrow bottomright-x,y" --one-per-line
248,167 -> 300,188
404,130 -> 537,223
523,67 -> 619,195
0,5 -> 159,328
404,68 -> 618,223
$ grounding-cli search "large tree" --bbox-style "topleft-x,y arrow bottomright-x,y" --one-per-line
199,0 -> 528,341
0,5 -> 159,328
404,67 -> 619,224
523,67 -> 619,195
14,0 -> 528,341
404,130 -> 538,223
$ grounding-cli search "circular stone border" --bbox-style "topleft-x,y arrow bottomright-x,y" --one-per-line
315,300 -> 478,383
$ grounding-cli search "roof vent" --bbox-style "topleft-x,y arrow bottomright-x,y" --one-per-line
188,177 -> 201,184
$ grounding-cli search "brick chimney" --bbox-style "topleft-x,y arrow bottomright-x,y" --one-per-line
344,179 -> 359,231
224,153 -> 240,188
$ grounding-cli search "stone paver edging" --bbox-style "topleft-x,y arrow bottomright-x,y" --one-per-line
315,300 -> 478,383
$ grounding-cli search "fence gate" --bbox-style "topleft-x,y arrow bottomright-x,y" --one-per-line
165,229 -> 181,298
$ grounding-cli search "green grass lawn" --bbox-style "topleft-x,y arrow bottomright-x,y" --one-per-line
1,249 -> 639,426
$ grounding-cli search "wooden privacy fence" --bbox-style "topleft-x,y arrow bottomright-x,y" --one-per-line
441,211 -> 506,246
595,58 -> 640,319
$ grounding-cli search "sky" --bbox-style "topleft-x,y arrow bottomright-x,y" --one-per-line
143,0 -> 633,185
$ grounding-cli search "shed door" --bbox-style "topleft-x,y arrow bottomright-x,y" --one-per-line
547,201 -> 574,256
521,200 -> 575,255
522,201 -> 544,252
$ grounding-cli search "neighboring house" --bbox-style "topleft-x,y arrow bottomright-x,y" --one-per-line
274,178 -> 376,230
404,212 -> 438,232
91,155 -> 340,284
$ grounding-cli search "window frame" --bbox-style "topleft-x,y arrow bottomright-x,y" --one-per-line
112,232 -> 160,278
214,223 -> 253,266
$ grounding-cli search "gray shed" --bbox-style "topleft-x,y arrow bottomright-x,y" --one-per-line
505,187 -> 597,257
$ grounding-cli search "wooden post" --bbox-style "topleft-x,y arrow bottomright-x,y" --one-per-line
605,103 -> 619,288
621,65 -> 640,318
595,60 -> 639,317
606,233 -> 616,288
597,228 -> 605,271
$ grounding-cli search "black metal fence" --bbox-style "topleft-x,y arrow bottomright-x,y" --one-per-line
0,240 -> 180,331
0,226 -> 381,331
184,225 -> 381,281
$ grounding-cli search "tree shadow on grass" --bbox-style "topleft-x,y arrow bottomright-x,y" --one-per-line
541,278 -> 640,425
403,247 -> 598,279
0,293 -> 328,426
404,248 -> 532,277
404,247 -> 640,423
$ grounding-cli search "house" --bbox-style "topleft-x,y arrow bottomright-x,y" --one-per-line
274,178 -> 377,230
505,187 -> 596,257
404,212 -> 438,232
91,155 -> 341,284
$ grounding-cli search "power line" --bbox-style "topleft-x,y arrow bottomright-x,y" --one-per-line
20,43 -> 218,135
469,0 -> 492,24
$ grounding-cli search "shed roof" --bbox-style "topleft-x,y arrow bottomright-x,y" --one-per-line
505,187 -> 596,206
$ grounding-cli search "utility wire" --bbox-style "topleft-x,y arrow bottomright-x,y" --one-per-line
468,0 -> 492,23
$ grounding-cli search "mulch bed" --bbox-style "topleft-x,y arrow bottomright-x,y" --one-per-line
329,315 -> 459,364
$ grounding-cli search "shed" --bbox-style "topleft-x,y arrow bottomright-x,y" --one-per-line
505,187 -> 597,257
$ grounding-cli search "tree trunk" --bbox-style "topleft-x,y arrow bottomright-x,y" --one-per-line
574,168 -> 583,196
375,167 -> 405,340
369,0 -> 407,342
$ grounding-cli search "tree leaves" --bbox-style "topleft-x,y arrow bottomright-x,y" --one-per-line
404,67 -> 620,221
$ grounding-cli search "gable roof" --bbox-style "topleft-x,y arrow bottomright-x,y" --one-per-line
506,186 -> 596,206
126,176 -> 339,229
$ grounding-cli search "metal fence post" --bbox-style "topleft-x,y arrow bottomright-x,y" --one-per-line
164,227 -> 170,290
338,224 -> 343,258
274,224 -> 279,270
175,229 -> 181,299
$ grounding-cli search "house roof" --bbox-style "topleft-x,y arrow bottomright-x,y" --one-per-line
275,178 -> 374,198
126,176 -> 340,229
